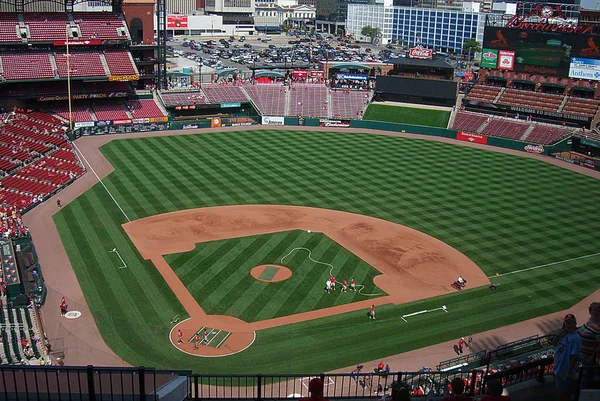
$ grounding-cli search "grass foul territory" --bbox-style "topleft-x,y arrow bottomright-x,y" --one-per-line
54,129 -> 600,374
363,104 -> 451,127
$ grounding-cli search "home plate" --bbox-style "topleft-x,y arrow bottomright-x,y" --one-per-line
64,311 -> 82,319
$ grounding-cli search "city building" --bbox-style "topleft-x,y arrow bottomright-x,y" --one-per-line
254,3 -> 316,31
346,1 -> 485,52
315,0 -> 372,35
165,0 -> 205,13
205,0 -> 256,24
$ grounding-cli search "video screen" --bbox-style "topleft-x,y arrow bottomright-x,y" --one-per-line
483,27 -> 600,77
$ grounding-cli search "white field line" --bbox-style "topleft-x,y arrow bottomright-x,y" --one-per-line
489,252 -> 600,278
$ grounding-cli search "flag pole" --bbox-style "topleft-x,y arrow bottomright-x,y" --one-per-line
66,25 -> 73,131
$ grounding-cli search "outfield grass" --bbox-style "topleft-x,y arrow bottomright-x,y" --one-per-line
165,231 -> 385,322
363,104 -> 450,127
54,130 -> 600,373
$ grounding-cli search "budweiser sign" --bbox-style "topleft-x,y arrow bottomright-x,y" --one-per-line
409,45 -> 432,59
524,144 -> 545,154
504,16 -> 592,34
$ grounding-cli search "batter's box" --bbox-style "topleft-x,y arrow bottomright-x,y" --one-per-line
188,327 -> 232,348
300,376 -> 335,391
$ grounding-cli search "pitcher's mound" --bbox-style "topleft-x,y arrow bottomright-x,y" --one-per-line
251,264 -> 292,282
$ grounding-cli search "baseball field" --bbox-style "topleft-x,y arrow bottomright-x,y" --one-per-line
53,128 -> 600,373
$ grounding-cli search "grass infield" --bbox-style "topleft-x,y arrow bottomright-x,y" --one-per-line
54,129 -> 600,373
363,104 -> 450,127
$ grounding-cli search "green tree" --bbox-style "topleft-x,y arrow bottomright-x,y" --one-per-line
462,39 -> 481,61
361,26 -> 381,44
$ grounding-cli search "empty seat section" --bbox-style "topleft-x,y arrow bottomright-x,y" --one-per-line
103,50 -> 138,75
0,14 -> 20,43
465,85 -> 502,102
481,118 -> 529,140
160,91 -> 209,107
22,13 -> 69,42
54,52 -> 106,78
92,101 -> 129,121
201,84 -> 248,103
0,53 -> 53,80
452,111 -> 489,132
126,100 -> 167,119
73,13 -> 128,40
243,85 -> 285,116
330,90 -> 370,119
524,126 -> 571,145
52,104 -> 93,123
288,84 -> 328,117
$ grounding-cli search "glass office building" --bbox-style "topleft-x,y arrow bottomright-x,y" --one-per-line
346,5 -> 485,52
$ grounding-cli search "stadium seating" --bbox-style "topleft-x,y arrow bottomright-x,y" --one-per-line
103,50 -> 138,76
126,99 -> 167,119
465,85 -> 502,103
498,89 -> 563,113
288,84 -> 328,118
22,13 -> 69,42
160,91 -> 209,107
34,81 -> 86,96
73,12 -> 129,41
0,14 -> 20,43
452,111 -> 489,133
52,104 -> 94,123
330,90 -> 370,119
524,125 -> 571,145
92,101 -> 130,121
53,52 -> 106,78
562,97 -> 600,117
242,85 -> 286,116
481,118 -> 530,140
201,84 -> 248,103
0,53 -> 54,80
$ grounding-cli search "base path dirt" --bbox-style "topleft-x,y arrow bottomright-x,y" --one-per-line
123,205 -> 489,356
21,125 -> 600,366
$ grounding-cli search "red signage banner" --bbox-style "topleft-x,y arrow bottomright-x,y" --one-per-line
167,15 -> 188,29
310,70 -> 325,78
319,119 -> 350,127
456,132 -> 488,144
293,70 -> 308,78
524,144 -> 545,154
408,45 -> 432,59
498,50 -> 515,71
53,40 -> 102,46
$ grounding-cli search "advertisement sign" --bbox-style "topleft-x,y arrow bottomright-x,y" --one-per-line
220,102 -> 241,108
310,70 -> 325,78
456,131 -> 488,144
293,70 -> 308,79
38,92 -> 127,102
408,45 -> 433,59
569,57 -> 600,81
109,75 -> 140,82
504,5 -> 592,34
210,117 -> 221,128
319,119 -> 350,127
524,144 -> 545,154
336,73 -> 367,81
262,116 -> 284,125
53,40 -> 102,46
481,49 -> 499,69
584,158 -> 596,169
74,121 -> 95,128
167,15 -> 188,29
498,50 -> 515,71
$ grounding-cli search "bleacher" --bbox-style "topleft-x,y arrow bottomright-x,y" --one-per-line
22,13 -> 70,43
52,104 -> 94,123
201,84 -> 248,103
92,101 -> 130,121
73,12 -> 129,41
464,85 -> 502,103
103,50 -> 138,76
242,85 -> 286,116
481,118 -> 530,140
126,99 -> 167,119
562,97 -> 600,117
0,53 -> 54,80
452,111 -> 488,132
159,91 -> 209,107
330,90 -> 370,119
0,14 -> 20,43
497,89 -> 563,113
288,84 -> 328,118
53,52 -> 106,78
524,125 -> 571,145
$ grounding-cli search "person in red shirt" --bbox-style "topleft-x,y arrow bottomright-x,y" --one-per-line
377,361 -> 385,373
350,278 -> 356,291
369,305 -> 376,320
60,299 -> 68,316
458,338 -> 465,354
341,279 -> 347,292
193,334 -> 201,350
299,378 -> 329,401
441,378 -> 474,401
330,277 -> 336,291
177,329 -> 184,344
480,379 -> 510,401
204,329 -> 209,344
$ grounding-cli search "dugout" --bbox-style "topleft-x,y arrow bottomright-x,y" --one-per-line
387,57 -> 455,81
374,76 -> 458,107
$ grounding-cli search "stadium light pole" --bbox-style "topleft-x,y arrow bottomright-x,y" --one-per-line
65,25 -> 73,132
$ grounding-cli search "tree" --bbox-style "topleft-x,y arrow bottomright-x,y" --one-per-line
462,39 -> 481,61
361,26 -> 381,44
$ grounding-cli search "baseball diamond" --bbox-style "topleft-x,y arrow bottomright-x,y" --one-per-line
43,127 -> 600,373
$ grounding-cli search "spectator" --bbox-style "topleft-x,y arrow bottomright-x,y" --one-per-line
577,302 -> 600,391
481,379 -> 510,401
300,378 -> 328,401
391,382 -> 411,401
552,314 -> 582,401
441,378 -> 474,401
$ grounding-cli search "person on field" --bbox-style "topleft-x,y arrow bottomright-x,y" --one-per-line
193,334 -> 201,350
341,279 -> 347,292
350,278 -> 356,291
177,329 -> 184,344
369,305 -> 376,320
325,279 -> 331,293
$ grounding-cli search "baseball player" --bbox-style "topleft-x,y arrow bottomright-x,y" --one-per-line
325,279 -> 332,293
204,329 -> 209,344
331,276 -> 336,291
350,278 -> 356,291
177,329 -> 184,344
341,279 -> 347,292
193,334 -> 201,350
369,305 -> 376,320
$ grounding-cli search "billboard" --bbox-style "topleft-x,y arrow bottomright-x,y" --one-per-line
569,57 -> 600,81
498,50 -> 515,71
483,26 -> 600,76
167,15 -> 188,29
481,49 -> 499,69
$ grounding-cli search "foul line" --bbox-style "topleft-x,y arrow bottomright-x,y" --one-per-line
72,143 -> 130,222
489,252 -> 600,278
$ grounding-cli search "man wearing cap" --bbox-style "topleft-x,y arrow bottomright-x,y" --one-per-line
552,313 -> 582,401
300,378 -> 329,401
577,302 -> 600,391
